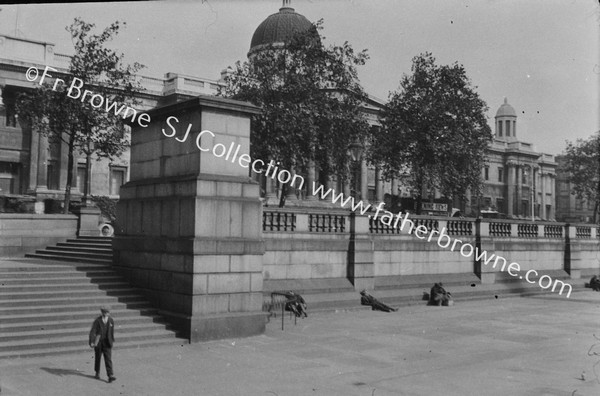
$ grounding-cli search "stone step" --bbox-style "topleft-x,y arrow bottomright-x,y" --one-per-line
0,281 -> 129,293
0,300 -> 152,316
32,249 -> 112,260
0,329 -> 177,354
45,246 -> 113,254
0,269 -> 114,279
0,294 -> 145,308
0,315 -> 166,333
55,242 -> 112,249
64,239 -> 112,246
1,308 -> 159,324
0,274 -> 122,285
24,252 -> 112,264
0,321 -> 171,343
0,287 -> 139,301
0,337 -> 183,360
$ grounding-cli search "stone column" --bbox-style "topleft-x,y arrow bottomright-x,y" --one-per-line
391,177 -> 398,197
305,160 -> 317,201
113,96 -> 265,342
506,163 -> 515,216
360,159 -> 368,204
28,132 -> 49,192
375,166 -> 384,203
285,167 -> 299,202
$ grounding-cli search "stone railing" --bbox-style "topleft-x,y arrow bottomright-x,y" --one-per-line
262,208 -> 599,241
447,219 -> 473,236
263,211 -> 296,232
309,213 -> 346,233
263,209 -> 349,233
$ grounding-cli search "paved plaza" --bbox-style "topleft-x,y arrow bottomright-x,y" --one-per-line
1,291 -> 599,396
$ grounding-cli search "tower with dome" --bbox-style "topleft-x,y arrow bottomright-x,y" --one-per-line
480,98 -> 557,220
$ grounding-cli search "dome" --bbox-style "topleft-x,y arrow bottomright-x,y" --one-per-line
249,0 -> 313,53
495,97 -> 517,117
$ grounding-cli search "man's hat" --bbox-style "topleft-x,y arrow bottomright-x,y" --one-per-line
100,305 -> 111,313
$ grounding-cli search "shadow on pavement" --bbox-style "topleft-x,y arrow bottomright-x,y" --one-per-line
40,367 -> 96,380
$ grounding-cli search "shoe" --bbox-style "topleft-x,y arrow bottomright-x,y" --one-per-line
108,376 -> 116,383
94,373 -> 100,380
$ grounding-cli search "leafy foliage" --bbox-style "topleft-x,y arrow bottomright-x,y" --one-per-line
561,131 -> 600,222
371,53 -> 492,212
16,18 -> 144,213
220,20 -> 370,184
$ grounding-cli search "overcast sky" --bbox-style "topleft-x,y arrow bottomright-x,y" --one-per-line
1,0 -> 598,155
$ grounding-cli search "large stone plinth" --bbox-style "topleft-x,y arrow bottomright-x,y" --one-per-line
113,96 -> 265,342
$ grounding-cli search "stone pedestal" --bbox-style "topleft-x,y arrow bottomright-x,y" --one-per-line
76,206 -> 101,237
113,96 -> 265,342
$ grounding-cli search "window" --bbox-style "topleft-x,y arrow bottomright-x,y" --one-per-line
484,167 -> 489,181
498,121 -> 503,137
522,200 -> 529,216
5,103 -> 17,127
498,167 -> 503,183
110,167 -> 126,196
522,169 -> 528,185
506,120 -> 511,136
588,200 -> 595,210
76,165 -> 87,192
47,162 -> 59,190
575,198 -> 583,210
496,198 -> 505,213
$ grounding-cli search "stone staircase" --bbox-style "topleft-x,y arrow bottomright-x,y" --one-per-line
0,259 -> 186,359
25,236 -> 113,264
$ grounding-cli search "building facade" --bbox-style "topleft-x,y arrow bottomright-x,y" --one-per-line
478,98 -> 557,220
0,33 -> 223,206
0,3 -> 561,220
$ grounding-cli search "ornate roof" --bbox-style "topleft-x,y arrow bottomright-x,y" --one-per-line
495,97 -> 517,118
249,0 -> 313,53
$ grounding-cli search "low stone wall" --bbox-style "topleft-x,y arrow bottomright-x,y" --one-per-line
0,214 -> 78,257
263,209 -> 600,289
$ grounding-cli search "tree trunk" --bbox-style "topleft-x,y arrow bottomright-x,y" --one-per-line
63,135 -> 76,214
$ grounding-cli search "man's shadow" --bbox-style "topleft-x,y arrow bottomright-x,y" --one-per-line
40,367 -> 97,380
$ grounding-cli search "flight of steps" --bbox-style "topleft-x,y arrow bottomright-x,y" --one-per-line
25,236 -> 113,264
0,259 -> 186,359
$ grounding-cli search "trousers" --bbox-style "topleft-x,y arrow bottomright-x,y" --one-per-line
94,344 -> 113,376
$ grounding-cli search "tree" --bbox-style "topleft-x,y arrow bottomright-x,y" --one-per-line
220,21 -> 370,206
16,18 -> 144,213
371,53 -> 492,214
562,131 -> 600,223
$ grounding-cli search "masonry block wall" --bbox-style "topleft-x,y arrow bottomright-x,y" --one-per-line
113,96 -> 265,342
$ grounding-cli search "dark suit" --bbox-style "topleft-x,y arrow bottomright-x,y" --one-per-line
89,316 -> 115,377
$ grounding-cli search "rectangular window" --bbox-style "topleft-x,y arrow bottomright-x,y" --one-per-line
522,200 -> 529,216
110,167 -> 126,196
498,121 -> 503,137
5,103 -> 17,127
498,167 -> 503,183
506,120 -> 511,136
47,162 -> 59,190
522,169 -> 528,185
496,198 -> 504,213
575,198 -> 583,210
484,167 -> 489,181
76,165 -> 87,192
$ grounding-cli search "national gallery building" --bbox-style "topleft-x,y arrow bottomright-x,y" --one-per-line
0,1 -> 558,219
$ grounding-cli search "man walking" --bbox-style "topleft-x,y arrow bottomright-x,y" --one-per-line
89,306 -> 116,382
